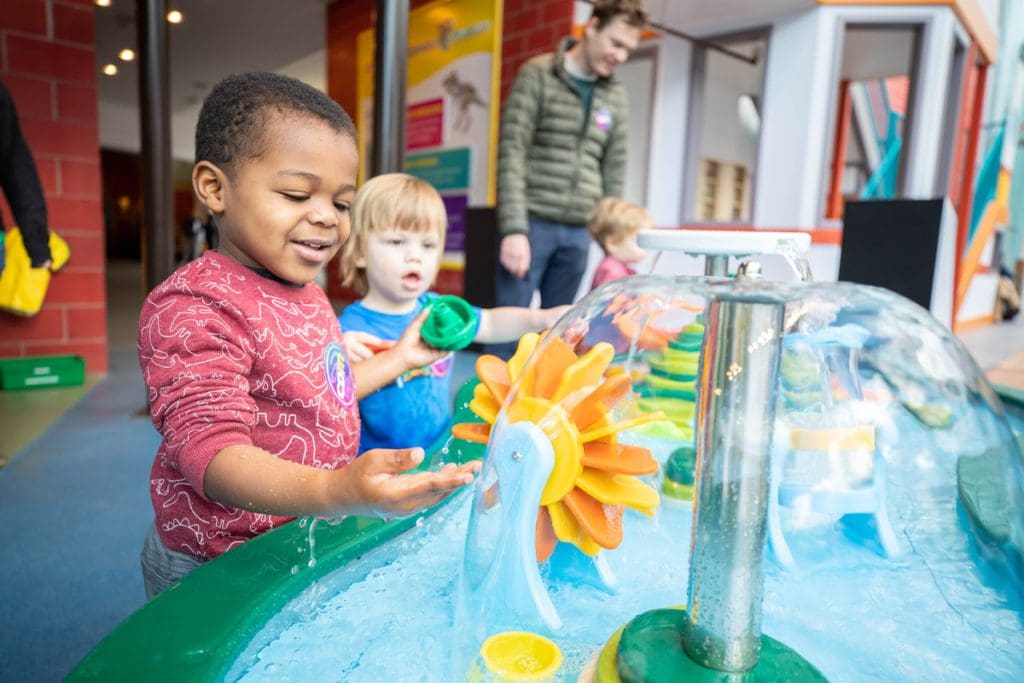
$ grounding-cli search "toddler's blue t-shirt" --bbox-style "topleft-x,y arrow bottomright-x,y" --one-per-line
340,293 -> 481,453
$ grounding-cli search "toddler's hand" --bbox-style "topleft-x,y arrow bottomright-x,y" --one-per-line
391,309 -> 448,370
343,330 -> 385,363
330,447 -> 481,518
543,304 -> 572,328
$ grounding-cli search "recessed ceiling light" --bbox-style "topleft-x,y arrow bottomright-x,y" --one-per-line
95,0 -> 112,7
102,63 -> 118,76
166,10 -> 184,24
118,48 -> 135,62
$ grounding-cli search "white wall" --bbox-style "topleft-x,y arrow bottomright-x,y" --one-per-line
753,9 -> 838,228
698,47 -> 762,168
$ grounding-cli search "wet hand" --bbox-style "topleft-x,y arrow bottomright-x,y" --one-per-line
500,234 -> 530,279
333,447 -> 481,518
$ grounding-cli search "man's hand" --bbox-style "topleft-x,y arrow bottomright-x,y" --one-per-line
499,233 -> 531,279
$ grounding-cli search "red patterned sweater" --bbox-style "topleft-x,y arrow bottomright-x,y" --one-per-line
138,251 -> 360,559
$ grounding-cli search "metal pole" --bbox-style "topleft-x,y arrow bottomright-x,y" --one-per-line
137,0 -> 174,292
683,265 -> 784,672
372,0 -> 408,175
705,254 -> 729,277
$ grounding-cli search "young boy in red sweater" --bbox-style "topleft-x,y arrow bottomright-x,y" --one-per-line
137,73 -> 478,597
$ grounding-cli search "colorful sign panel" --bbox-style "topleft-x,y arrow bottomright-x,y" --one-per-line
356,0 -> 502,273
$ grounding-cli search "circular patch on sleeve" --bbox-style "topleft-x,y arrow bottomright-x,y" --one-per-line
323,342 -> 356,409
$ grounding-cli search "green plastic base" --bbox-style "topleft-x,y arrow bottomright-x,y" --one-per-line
660,477 -> 693,501
609,608 -> 827,683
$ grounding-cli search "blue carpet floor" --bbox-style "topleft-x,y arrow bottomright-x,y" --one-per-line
0,348 -> 156,681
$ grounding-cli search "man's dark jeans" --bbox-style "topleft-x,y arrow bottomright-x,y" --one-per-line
486,217 -> 590,359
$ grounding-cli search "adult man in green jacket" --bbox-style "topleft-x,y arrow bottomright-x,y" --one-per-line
491,0 -> 647,355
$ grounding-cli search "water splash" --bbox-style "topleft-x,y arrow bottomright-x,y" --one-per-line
778,243 -> 813,281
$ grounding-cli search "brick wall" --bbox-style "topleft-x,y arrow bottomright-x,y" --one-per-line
500,0 -> 574,101
0,0 -> 108,373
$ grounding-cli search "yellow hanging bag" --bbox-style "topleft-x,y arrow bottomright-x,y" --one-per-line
0,227 -> 71,316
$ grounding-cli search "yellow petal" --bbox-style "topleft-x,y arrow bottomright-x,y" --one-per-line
506,332 -> 539,384
470,382 -> 501,423
576,469 -> 659,516
579,411 -> 665,443
551,342 -> 615,403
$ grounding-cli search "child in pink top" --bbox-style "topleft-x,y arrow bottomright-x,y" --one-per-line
587,197 -> 652,289
137,72 -> 478,598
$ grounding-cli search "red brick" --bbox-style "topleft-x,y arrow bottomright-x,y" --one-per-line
2,74 -> 53,119
0,307 -> 65,341
20,117 -> 99,159
544,2 -> 571,26
67,305 -> 107,339
434,268 -> 464,297
0,0 -> 48,36
527,29 -> 551,52
57,232 -> 105,268
507,11 -> 534,34
58,158 -> 101,198
21,340 -> 108,373
7,35 -> 96,84
53,3 -> 95,45
56,83 -> 97,122
45,271 -> 105,304
47,197 -> 103,233
29,157 -> 58,194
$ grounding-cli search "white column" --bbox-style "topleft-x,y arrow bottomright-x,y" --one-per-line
646,37 -> 692,226
903,11 -> 955,197
753,8 -> 839,228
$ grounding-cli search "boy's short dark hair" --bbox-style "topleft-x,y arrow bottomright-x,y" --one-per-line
591,0 -> 649,30
195,72 -> 356,172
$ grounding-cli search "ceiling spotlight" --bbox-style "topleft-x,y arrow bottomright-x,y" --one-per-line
166,10 -> 184,24
118,48 -> 135,62
102,63 -> 118,76
95,0 -> 111,7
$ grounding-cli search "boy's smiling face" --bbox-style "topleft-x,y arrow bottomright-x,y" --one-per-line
357,226 -> 442,314
194,112 -> 358,285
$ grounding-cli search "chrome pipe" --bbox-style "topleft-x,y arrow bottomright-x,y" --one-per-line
683,274 -> 784,672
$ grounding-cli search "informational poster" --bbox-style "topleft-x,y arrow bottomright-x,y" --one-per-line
356,0 -> 502,276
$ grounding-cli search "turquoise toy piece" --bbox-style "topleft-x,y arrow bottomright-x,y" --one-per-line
421,295 -> 477,350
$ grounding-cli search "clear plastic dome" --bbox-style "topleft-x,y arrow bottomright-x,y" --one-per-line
453,273 -> 1024,681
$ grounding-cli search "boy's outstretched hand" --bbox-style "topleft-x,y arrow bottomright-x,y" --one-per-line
330,447 -> 481,519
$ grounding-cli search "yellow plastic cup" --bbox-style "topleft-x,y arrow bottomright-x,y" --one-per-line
475,631 -> 563,682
